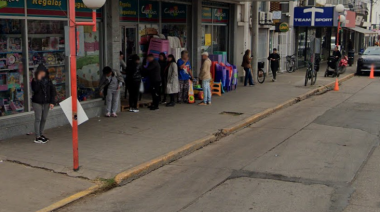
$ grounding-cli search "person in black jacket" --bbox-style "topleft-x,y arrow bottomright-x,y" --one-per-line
31,64 -> 56,144
142,54 -> 161,110
158,53 -> 168,104
268,48 -> 280,82
126,54 -> 142,112
333,46 -> 342,73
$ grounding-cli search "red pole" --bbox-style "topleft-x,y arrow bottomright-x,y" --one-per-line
337,16 -> 340,47
69,0 -> 79,171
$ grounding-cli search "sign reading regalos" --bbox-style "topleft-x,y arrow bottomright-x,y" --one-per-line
119,0 -> 138,22
279,22 -> 289,32
294,7 -> 334,27
27,0 -> 67,17
162,3 -> 186,23
139,0 -> 158,22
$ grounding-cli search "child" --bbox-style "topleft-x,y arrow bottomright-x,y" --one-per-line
99,66 -> 124,117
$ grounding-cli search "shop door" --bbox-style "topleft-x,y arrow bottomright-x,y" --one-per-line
121,26 -> 137,61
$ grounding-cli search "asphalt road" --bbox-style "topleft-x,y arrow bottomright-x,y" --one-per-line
58,76 -> 380,212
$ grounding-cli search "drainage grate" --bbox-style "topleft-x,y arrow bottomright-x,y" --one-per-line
220,111 -> 244,116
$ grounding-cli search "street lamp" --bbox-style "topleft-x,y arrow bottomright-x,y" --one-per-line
69,0 -> 106,171
335,4 -> 345,48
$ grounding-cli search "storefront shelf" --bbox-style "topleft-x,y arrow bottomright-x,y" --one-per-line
28,50 -> 64,53
28,64 -> 65,69
0,69 -> 18,72
0,52 -> 22,54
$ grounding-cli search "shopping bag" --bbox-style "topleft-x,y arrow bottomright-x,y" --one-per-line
188,80 -> 195,104
139,80 -> 144,93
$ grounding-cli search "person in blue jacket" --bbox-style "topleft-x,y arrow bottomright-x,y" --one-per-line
177,50 -> 193,103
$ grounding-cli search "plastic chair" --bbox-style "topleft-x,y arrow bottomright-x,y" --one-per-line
210,80 -> 222,97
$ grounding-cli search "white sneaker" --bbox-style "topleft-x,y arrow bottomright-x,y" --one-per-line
34,137 -> 47,144
105,113 -> 110,117
133,109 -> 139,113
129,108 -> 133,112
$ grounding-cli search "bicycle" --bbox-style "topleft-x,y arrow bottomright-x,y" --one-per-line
285,54 -> 296,73
257,62 -> 266,84
304,62 -> 317,86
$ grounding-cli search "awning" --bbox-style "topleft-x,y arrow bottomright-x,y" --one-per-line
348,27 -> 378,36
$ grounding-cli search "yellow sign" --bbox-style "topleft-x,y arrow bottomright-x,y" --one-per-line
205,34 -> 211,46
279,22 -> 289,32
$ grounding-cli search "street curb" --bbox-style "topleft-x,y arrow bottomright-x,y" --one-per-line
38,73 -> 354,211
35,185 -> 100,212
222,73 -> 355,134
114,134 -> 216,185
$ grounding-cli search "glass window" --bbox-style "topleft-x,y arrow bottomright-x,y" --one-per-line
28,20 -> 67,104
0,19 -> 26,117
161,24 -> 187,48
201,25 -> 212,54
212,25 -> 228,52
138,24 -> 159,59
77,24 -> 101,101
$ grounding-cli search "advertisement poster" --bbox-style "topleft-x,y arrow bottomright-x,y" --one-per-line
205,34 -> 212,46
119,0 -> 138,22
162,3 -> 187,23
139,0 -> 159,23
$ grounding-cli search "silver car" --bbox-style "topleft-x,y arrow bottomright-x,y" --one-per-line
357,47 -> 380,75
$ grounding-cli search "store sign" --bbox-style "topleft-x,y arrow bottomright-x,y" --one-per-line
273,11 -> 282,20
279,22 -> 289,32
344,11 -> 355,28
27,0 -> 68,17
162,3 -> 186,23
75,0 -> 102,19
213,8 -> 229,24
355,15 -> 363,26
202,7 -> 212,23
139,0 -> 159,22
294,7 -> 334,27
119,0 -> 138,22
0,0 -> 25,16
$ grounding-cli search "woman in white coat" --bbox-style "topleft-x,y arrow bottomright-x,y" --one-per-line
166,54 -> 179,107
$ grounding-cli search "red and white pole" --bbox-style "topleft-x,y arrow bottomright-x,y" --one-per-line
68,0 -> 97,171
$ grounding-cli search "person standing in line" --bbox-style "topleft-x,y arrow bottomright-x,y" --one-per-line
99,66 -> 125,117
268,48 -> 280,82
198,52 -> 212,106
158,53 -> 168,104
177,50 -> 193,103
333,46 -> 342,74
31,64 -> 56,144
165,54 -> 179,107
142,54 -> 161,110
126,54 -> 142,112
241,49 -> 255,86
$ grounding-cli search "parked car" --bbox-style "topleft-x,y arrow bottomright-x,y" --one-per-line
357,46 -> 380,75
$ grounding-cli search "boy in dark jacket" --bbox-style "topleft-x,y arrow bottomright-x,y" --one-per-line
268,48 -> 281,82
31,64 -> 56,144
142,54 -> 161,110
126,54 -> 142,112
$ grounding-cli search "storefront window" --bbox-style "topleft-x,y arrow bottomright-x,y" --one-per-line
77,24 -> 101,101
0,19 -> 25,117
162,24 -> 187,48
212,25 -> 228,52
201,25 -> 212,54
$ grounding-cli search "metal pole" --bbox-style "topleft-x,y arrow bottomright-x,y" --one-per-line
251,1 -> 259,82
69,0 -> 79,171
337,16 -> 340,47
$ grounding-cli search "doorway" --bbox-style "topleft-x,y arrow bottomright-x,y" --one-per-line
121,26 -> 138,61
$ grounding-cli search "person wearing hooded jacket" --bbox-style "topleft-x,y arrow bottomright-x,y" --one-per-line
126,54 -> 142,112
99,66 -> 125,117
31,64 -> 56,144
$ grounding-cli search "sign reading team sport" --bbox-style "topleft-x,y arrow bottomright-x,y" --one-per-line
294,7 -> 334,27
161,3 -> 186,23
119,0 -> 138,22
139,0 -> 159,23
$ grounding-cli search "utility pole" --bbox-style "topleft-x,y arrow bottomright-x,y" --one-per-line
370,0 -> 374,24
251,1 -> 259,82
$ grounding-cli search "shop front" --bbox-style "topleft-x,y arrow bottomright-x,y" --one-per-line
294,6 -> 336,68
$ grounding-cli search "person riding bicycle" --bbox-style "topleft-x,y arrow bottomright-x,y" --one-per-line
333,46 -> 341,73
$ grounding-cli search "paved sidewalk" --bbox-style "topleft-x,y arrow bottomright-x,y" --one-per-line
0,64 -> 355,180
0,160 -> 94,212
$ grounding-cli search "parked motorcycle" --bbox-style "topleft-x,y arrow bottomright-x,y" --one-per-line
338,55 -> 348,74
